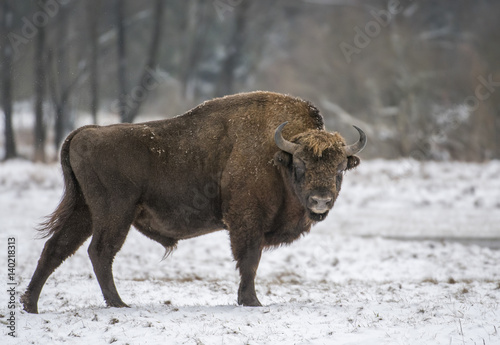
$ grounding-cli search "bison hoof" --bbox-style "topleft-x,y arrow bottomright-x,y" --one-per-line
238,296 -> 262,307
106,300 -> 130,308
20,293 -> 38,314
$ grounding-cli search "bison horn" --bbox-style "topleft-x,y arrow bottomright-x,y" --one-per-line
344,125 -> 367,156
274,122 -> 299,154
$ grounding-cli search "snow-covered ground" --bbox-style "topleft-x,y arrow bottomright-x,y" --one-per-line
1,159 -> 499,345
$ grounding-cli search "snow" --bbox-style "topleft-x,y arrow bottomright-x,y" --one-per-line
1,159 -> 499,345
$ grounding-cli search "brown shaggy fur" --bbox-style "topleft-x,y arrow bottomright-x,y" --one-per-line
292,130 -> 347,157
21,91 -> 362,313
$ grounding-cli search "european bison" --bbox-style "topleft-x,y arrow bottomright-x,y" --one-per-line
22,91 -> 366,313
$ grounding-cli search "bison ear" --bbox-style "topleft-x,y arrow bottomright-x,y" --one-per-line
274,151 -> 292,167
347,155 -> 361,170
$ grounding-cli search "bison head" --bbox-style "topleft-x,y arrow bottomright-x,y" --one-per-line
274,122 -> 366,221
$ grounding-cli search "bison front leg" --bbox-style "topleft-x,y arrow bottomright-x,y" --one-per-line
230,235 -> 263,307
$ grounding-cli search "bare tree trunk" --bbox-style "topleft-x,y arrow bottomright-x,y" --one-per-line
87,0 -> 100,124
47,51 -> 66,154
215,1 -> 250,97
179,0 -> 212,103
47,25 -> 89,153
34,1 -> 47,162
122,0 -> 164,123
496,112 -> 500,159
115,0 -> 128,123
389,16 -> 413,157
1,0 -> 17,160
47,51 -> 88,149
53,4 -> 69,151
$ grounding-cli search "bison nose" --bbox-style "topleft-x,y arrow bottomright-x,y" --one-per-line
308,195 -> 333,213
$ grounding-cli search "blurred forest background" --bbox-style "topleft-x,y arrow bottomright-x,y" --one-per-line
1,0 -> 499,162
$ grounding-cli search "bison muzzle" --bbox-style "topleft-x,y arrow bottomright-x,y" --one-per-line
21,91 -> 366,313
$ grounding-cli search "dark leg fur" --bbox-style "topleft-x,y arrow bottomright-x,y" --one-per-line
231,234 -> 263,307
87,205 -> 136,308
21,204 -> 92,313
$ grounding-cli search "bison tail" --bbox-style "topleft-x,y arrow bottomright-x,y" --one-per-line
37,126 -> 97,239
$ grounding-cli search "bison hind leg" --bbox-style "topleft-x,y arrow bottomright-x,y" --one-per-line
22,203 -> 92,313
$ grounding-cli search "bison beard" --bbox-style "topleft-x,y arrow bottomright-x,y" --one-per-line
21,91 -> 366,313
